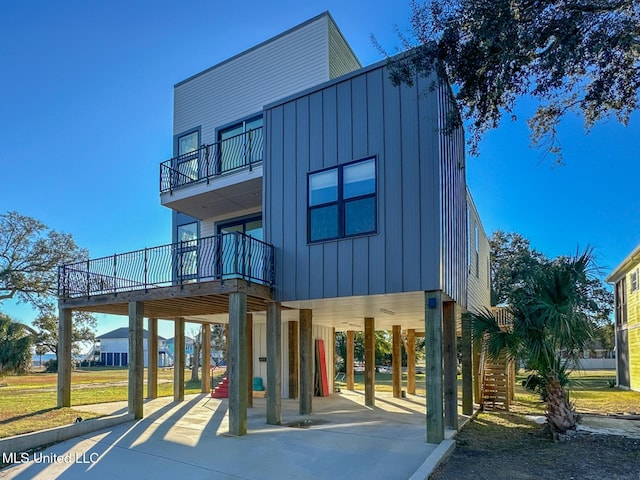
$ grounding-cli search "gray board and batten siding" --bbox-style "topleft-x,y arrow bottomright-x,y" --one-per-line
264,61 -> 468,306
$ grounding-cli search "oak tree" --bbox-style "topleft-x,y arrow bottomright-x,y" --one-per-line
387,0 -> 639,162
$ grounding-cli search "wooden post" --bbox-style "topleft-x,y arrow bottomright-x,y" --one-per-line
461,312 -> 473,415
425,291 -> 444,444
392,325 -> 402,398
57,308 -> 72,408
473,331 -> 482,404
443,301 -> 458,430
228,292 -> 248,436
174,318 -> 185,402
288,321 -> 299,399
331,327 -> 336,394
225,323 -> 230,368
299,309 -> 313,415
202,324 -> 211,394
346,330 -> 355,391
147,317 -> 158,399
128,302 -> 144,419
364,317 -> 375,407
267,302 -> 282,425
407,329 -> 416,395
246,314 -> 253,408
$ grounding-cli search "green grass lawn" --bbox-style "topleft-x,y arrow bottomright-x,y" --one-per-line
337,369 -> 640,415
2,368 -> 637,440
0,367 -> 225,439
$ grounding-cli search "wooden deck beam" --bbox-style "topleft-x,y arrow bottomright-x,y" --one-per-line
346,330 -> 355,391
392,325 -> 402,398
267,302 -> 282,425
364,317 -> 375,407
299,309 -> 313,415
407,329 -> 416,395
128,302 -> 144,419
148,317 -> 158,399
425,291 -> 444,444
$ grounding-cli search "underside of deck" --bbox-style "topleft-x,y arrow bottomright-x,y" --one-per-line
58,278 -> 273,319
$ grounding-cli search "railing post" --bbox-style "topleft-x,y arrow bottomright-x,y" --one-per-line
234,233 -> 239,276
144,248 -> 148,291
247,129 -> 252,170
247,236 -> 252,280
113,254 -> 118,294
86,259 -> 90,298
205,144 -> 210,184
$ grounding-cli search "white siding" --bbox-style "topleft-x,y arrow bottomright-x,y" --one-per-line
174,15 -> 332,142
99,338 -> 150,367
200,207 -> 262,238
328,19 -> 361,79
252,319 -> 334,397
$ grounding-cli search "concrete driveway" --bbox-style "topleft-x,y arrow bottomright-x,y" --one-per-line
0,391 -> 448,479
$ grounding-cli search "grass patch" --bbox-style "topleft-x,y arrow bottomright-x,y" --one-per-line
0,367 -> 226,438
514,370 -> 640,415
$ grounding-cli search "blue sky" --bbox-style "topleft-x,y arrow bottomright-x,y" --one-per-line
1,1 -> 638,340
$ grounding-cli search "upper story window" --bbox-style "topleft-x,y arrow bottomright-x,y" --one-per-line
177,130 -> 200,181
630,269 -> 638,293
615,278 -> 627,326
308,157 -> 376,243
218,116 -> 263,172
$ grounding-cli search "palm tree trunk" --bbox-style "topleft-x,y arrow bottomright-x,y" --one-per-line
545,375 -> 578,438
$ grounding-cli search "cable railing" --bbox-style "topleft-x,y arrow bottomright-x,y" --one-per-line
160,127 -> 263,194
58,232 -> 274,300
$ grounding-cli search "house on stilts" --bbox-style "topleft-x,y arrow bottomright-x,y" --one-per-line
56,12 -> 491,443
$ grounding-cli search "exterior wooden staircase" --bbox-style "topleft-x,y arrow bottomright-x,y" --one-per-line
479,347 -> 512,411
478,308 -> 516,411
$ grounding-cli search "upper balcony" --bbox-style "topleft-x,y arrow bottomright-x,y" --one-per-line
159,127 -> 264,219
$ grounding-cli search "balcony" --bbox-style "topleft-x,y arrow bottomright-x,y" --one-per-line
58,232 -> 274,305
159,128 -> 264,219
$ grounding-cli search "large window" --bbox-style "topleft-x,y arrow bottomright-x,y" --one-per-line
218,115 -> 263,172
176,222 -> 198,281
177,131 -> 199,181
308,157 -> 376,242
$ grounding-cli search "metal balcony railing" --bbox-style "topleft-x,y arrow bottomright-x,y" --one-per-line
58,232 -> 274,300
160,127 -> 263,194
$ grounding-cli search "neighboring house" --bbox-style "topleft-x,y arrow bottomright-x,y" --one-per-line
57,12 -> 490,440
165,336 -> 195,365
607,245 -> 640,391
96,327 -> 169,368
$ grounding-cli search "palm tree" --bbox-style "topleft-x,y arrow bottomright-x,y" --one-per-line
0,313 -> 34,375
473,250 -> 597,439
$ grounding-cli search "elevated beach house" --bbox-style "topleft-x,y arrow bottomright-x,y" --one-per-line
56,12 -> 490,443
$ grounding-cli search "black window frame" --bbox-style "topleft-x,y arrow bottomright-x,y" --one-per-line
307,156 -> 377,243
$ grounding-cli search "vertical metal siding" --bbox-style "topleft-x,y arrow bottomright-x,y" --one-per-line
295,98 -> 311,300
437,79 -> 468,306
417,73 -> 442,291
266,64 -> 460,302
365,69 -> 387,295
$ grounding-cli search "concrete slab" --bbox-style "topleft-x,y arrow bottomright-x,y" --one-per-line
0,391 -> 447,480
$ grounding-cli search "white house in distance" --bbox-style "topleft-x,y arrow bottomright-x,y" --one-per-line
57,12 -> 491,444
96,327 -> 169,368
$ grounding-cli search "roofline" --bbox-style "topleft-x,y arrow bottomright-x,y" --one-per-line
175,11 -> 338,88
606,244 -> 640,283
